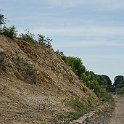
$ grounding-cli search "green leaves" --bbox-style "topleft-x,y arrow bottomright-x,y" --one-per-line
0,13 -> 6,25
57,53 -> 112,101
19,30 -> 35,41
63,56 -> 86,79
67,100 -> 88,121
38,34 -> 52,48
114,75 -> 124,94
2,26 -> 17,38
0,13 -> 6,32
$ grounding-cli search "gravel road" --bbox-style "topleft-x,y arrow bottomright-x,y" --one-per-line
109,95 -> 124,124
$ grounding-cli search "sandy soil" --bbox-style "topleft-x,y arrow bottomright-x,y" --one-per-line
109,95 -> 124,124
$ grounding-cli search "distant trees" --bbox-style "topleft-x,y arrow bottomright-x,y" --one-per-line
56,51 -> 112,101
113,75 -> 124,94
95,75 -> 114,92
114,75 -> 124,88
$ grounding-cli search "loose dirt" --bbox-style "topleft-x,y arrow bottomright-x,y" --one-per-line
109,95 -> 124,124
0,35 -> 99,124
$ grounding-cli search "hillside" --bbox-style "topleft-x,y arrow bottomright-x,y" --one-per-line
0,35 -> 99,124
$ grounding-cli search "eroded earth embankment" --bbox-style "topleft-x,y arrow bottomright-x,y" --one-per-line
0,35 -> 99,124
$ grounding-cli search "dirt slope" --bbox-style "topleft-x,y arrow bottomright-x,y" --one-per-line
0,35 -> 98,124
109,96 -> 124,124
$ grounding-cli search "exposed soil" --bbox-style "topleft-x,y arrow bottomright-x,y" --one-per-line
0,35 -> 99,124
109,95 -> 124,124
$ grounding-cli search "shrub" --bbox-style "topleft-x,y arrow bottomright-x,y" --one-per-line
19,30 -> 35,41
38,34 -> 45,45
38,34 -> 52,48
67,99 -> 89,121
2,26 -> 17,38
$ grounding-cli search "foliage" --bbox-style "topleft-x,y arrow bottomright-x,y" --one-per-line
38,34 -> 52,48
114,75 -> 124,88
81,71 -> 102,97
95,75 -> 115,92
19,30 -> 35,41
67,100 -> 89,122
56,51 -> 113,101
63,56 -> 86,79
38,34 -> 45,44
113,75 -> 124,94
53,99 -> 89,123
2,26 -> 17,38
0,14 -> 5,24
0,13 -> 6,31
55,50 -> 66,61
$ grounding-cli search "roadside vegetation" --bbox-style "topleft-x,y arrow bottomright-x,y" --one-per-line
53,99 -> 91,123
0,12 -> 114,101
1,12 -> 118,123
56,50 -> 113,102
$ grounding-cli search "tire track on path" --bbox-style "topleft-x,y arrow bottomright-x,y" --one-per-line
109,95 -> 124,124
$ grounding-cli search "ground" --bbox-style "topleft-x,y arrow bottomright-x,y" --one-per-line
0,35 -> 98,124
109,95 -> 124,124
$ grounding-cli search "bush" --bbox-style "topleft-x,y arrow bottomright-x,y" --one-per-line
2,26 -> 17,38
38,34 -> 52,48
67,99 -> 89,121
63,56 -> 86,79
19,30 -> 35,41
38,34 -> 45,45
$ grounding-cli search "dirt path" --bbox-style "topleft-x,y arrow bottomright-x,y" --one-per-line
109,95 -> 124,124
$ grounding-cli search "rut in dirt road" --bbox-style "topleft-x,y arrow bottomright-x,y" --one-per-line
109,96 -> 124,124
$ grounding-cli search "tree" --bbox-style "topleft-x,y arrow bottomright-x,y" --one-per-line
113,75 -> 124,94
114,75 -> 124,89
0,12 -> 6,32
95,75 -> 114,92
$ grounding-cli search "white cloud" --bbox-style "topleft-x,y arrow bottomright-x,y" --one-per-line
47,0 -> 124,10
31,25 -> 124,37
47,0 -> 84,7
27,25 -> 124,48
53,40 -> 124,47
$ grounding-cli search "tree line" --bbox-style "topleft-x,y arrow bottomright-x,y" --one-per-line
56,50 -> 124,96
56,50 -> 114,101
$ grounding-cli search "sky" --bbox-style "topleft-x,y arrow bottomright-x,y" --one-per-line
1,0 -> 124,82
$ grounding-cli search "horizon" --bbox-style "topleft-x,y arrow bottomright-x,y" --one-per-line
1,0 -> 124,82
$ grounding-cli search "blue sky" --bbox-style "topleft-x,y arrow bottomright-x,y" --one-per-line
1,0 -> 124,82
